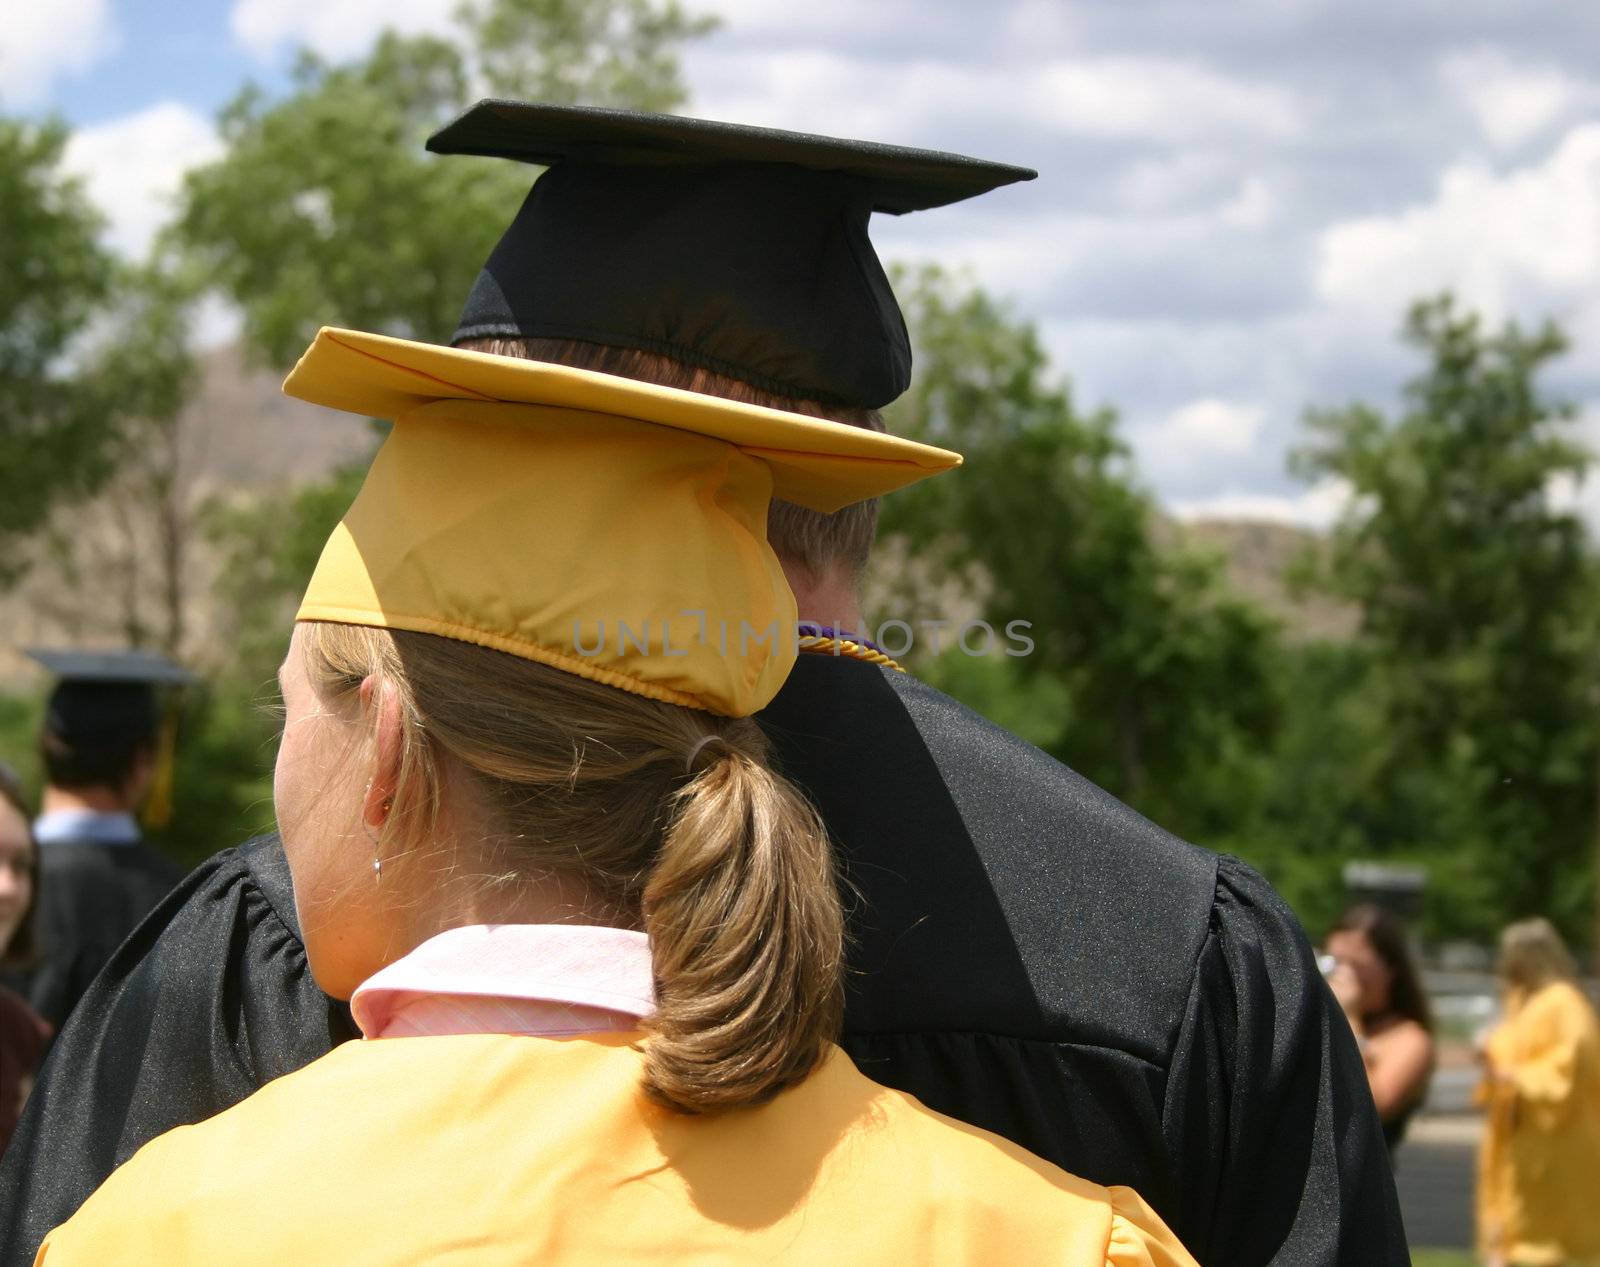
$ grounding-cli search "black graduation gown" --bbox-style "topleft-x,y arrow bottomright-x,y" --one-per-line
0,834 -> 185,1030
0,657 -> 1405,1264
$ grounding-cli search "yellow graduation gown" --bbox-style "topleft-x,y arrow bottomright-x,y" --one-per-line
39,1033 -> 1194,1266
1476,981 -> 1600,1266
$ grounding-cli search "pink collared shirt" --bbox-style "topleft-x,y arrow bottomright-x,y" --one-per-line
349,924 -> 655,1040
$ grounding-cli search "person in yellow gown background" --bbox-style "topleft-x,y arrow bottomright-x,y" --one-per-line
1476,917 -> 1600,1267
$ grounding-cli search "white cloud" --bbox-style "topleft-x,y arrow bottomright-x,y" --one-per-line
687,49 -> 1001,142
1114,151 -> 1234,214
63,102 -> 222,258
231,0 -> 457,63
687,47 -> 1300,147
1168,477 -> 1353,530
1314,124 -> 1600,328
1029,56 -> 1301,143
1037,317 -> 1299,419
700,0 -> 924,40
1157,398 -> 1266,455
1218,175 -> 1278,229
0,0 -> 118,105
192,294 -> 245,351
998,0 -> 1078,47
876,180 -> 1296,327
1132,397 -> 1269,496
1438,46 -> 1594,153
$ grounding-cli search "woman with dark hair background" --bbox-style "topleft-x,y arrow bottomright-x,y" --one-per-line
0,765 -> 50,1155
1324,904 -> 1436,1152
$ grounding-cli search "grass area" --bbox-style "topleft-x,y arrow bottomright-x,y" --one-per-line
1411,1250 -> 1474,1266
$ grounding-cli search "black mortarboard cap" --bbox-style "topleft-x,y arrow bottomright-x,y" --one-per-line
27,649 -> 194,744
429,100 -> 1036,409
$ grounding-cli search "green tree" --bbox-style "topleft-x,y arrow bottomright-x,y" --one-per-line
150,0 -> 716,864
464,0 -> 717,108
1291,295 -> 1599,942
82,264 -> 203,652
172,0 -> 716,368
17,259 -> 206,654
138,463 -> 373,865
0,116 -> 117,577
206,461 -> 370,691
881,265 -> 1282,841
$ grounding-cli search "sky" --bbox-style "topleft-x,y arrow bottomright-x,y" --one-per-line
5,0 -> 1600,527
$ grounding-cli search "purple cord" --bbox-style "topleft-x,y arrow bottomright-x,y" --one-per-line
796,623 -> 883,653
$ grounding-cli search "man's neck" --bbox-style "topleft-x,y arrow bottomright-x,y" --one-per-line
785,563 -> 864,637
41,785 -> 134,816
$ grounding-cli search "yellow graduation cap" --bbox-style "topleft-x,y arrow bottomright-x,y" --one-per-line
284,328 -> 960,716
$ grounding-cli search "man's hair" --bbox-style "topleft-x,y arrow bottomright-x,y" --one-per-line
457,337 -> 885,583
40,717 -> 154,793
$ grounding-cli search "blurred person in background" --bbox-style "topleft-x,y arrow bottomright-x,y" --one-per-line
1325,904 -> 1437,1152
1476,917 -> 1600,1267
0,765 -> 50,1156
13,651 -> 190,1028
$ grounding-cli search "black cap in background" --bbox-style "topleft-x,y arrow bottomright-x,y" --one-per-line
26,649 -> 194,747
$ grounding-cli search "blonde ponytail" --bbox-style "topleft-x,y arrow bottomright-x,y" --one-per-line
300,622 -> 845,1114
643,734 -> 844,1113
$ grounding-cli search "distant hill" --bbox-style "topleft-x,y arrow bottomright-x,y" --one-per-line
1175,518 -> 1358,641
0,344 -> 374,685
2,347 -> 1358,689
169,342 -> 378,486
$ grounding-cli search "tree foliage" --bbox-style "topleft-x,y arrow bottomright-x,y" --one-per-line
1290,295 -> 1599,940
144,0 -> 715,864
0,116 -> 116,576
171,0 -> 717,367
463,0 -> 717,108
881,265 -> 1281,841
72,264 -> 203,653
141,463 -> 377,864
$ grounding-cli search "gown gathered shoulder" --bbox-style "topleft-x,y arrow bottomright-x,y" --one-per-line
36,1033 -> 1196,1266
0,657 -> 1404,1266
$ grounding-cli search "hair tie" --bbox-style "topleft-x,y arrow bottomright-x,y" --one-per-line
685,734 -> 728,776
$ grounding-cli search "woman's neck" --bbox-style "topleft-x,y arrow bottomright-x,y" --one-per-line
390,855 -> 627,952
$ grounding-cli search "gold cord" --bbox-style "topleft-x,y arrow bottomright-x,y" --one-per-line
796,635 -> 905,673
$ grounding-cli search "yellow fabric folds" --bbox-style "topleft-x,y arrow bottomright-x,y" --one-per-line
38,1035 -> 1197,1266
282,328 -> 961,716
1475,980 -> 1600,1266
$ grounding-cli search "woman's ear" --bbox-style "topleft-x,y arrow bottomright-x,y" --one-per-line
359,675 -> 403,828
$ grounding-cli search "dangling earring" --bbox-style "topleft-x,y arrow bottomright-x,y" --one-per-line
369,796 -> 392,881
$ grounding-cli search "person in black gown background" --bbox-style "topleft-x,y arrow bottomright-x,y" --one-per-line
0,104 -> 1406,1266
0,651 -> 189,1030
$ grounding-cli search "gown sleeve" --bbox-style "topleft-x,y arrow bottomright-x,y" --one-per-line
1104,1184 -> 1200,1267
0,835 -> 355,1267
1501,985 -> 1586,1132
1159,856 -> 1408,1266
